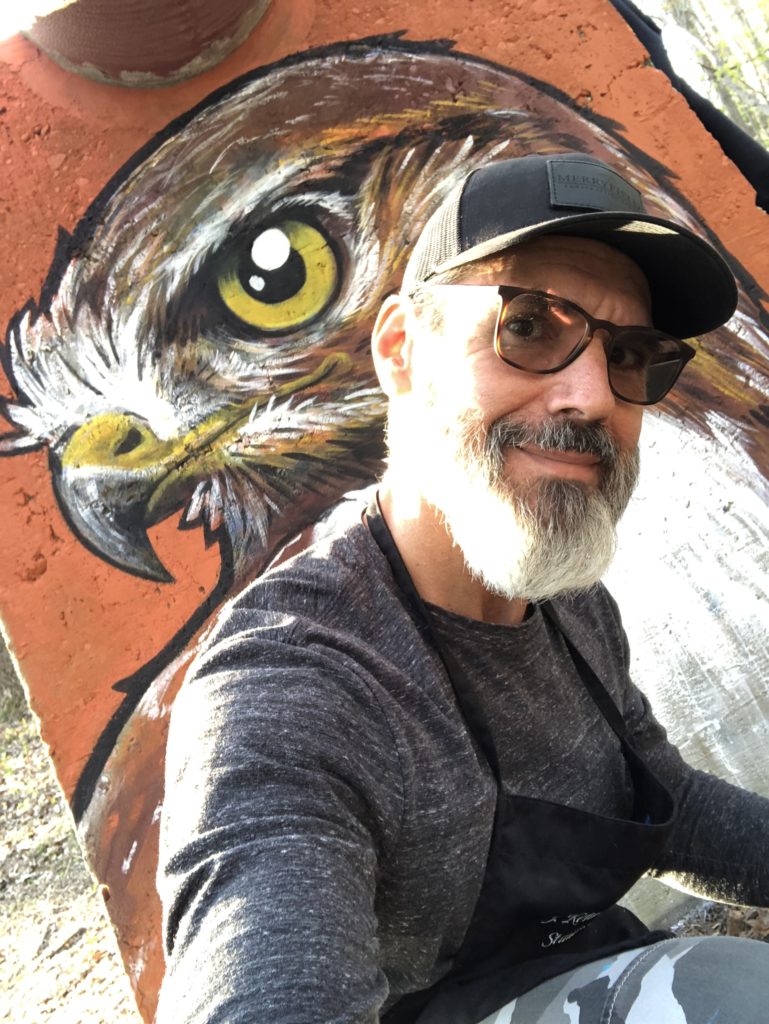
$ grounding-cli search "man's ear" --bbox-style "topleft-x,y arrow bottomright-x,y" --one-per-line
371,293 -> 413,397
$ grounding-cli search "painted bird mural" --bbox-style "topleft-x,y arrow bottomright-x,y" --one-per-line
1,36 -> 768,1018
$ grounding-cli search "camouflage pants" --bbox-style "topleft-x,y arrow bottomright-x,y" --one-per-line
477,936 -> 769,1023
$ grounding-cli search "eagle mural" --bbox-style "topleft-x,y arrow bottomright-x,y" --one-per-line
1,36 -> 768,1017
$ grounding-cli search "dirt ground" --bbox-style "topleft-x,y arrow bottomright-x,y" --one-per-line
2,646 -> 767,1024
1,650 -> 140,1024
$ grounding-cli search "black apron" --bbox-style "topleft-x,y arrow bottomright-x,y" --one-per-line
367,498 -> 677,1024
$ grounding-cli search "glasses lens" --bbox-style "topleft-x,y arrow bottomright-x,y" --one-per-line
608,331 -> 688,404
494,290 -> 691,405
496,293 -> 586,371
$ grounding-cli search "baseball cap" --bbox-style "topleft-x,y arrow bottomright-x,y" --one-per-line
402,153 -> 738,338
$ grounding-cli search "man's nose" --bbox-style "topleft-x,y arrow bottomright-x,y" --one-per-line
544,330 -> 617,420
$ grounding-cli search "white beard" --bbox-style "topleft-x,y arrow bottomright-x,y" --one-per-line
386,400 -> 639,602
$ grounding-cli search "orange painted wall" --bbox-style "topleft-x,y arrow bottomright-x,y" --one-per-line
1,0 -> 767,1018
3,0 -> 766,787
2,1 -> 766,783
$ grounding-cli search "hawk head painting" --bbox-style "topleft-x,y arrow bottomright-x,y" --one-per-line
5,37 -> 765,592
1,37 -> 768,1014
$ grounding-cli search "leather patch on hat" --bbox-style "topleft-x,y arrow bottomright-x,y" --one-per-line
547,157 -> 643,212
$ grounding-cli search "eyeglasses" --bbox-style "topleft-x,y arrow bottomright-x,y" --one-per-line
428,284 -> 697,406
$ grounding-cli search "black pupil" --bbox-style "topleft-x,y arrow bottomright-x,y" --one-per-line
237,232 -> 306,305
114,427 -> 144,457
514,317 -> 537,337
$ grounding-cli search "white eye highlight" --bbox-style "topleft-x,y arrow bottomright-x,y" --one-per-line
251,228 -> 291,271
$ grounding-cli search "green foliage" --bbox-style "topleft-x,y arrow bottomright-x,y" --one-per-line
661,0 -> 769,149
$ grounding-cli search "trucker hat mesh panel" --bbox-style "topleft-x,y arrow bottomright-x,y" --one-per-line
403,188 -> 462,292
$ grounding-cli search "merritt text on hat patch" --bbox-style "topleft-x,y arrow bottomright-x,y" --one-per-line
547,157 -> 643,213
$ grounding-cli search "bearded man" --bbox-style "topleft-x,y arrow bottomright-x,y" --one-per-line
158,153 -> 769,1024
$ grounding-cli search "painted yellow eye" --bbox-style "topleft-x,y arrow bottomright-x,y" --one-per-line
216,220 -> 338,333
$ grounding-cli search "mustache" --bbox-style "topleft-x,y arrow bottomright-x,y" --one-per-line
487,417 -> 620,463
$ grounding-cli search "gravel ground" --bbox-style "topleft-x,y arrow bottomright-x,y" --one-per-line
1,645 -> 766,1023
1,650 -> 140,1024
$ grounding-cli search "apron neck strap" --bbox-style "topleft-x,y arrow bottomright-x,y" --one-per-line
540,602 -> 629,741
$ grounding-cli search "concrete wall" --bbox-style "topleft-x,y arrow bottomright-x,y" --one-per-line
1,1 -> 767,1017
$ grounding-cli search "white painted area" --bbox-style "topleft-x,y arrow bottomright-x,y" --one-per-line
606,409 -> 769,791
616,404 -> 769,925
121,840 -> 138,875
251,227 -> 291,271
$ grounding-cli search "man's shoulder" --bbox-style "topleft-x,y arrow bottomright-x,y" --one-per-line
551,582 -> 623,627
549,583 -> 629,670
180,494 -> 436,739
208,494 -> 394,649
250,496 -> 376,602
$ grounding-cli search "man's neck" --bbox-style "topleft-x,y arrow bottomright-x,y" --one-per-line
376,481 -> 529,627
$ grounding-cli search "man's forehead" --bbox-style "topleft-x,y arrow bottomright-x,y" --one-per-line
456,235 -> 642,278
444,235 -> 651,305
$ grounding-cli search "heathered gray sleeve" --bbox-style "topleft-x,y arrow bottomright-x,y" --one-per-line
157,607 -> 404,1024
602,593 -> 769,908
568,587 -> 769,907
626,687 -> 769,907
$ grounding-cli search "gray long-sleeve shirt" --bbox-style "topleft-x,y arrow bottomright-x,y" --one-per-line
157,497 -> 769,1023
